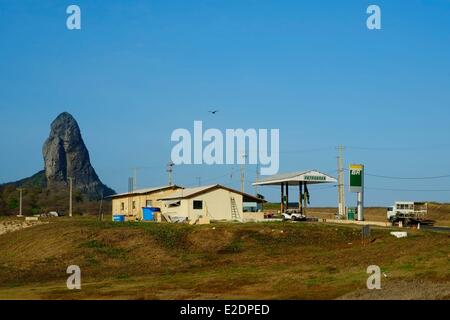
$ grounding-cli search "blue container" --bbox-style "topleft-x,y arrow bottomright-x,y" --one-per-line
113,215 -> 125,222
142,207 -> 156,221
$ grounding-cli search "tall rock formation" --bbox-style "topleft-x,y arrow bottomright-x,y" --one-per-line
42,112 -> 115,198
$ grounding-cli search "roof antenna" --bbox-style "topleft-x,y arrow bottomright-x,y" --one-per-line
166,161 -> 175,186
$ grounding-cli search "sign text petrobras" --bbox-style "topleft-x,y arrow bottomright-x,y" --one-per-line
171,121 -> 279,175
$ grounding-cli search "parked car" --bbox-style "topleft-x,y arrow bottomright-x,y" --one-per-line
282,212 -> 307,221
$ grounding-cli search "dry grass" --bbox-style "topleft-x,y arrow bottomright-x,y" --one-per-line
0,217 -> 448,300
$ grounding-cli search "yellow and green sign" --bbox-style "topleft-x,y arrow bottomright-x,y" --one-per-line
349,164 -> 364,193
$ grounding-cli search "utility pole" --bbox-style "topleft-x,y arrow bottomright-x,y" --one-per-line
98,191 -> 104,221
336,146 -> 346,218
17,188 -> 25,217
68,177 -> 74,217
255,164 -> 260,196
128,177 -> 134,217
196,177 -> 202,187
131,167 -> 139,191
240,153 -> 248,193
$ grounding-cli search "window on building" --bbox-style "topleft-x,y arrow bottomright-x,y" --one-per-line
193,200 -> 203,210
120,202 -> 124,211
132,201 -> 136,209
146,200 -> 153,207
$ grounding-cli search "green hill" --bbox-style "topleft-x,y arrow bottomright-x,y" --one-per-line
0,217 -> 448,300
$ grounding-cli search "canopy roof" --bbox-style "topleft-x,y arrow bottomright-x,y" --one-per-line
252,170 -> 337,186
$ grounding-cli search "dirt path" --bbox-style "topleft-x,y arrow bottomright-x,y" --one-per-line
0,219 -> 47,236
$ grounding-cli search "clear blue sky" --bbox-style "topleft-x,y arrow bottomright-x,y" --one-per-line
1,0 -> 449,206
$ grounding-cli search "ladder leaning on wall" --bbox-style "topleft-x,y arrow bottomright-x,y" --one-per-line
230,197 -> 241,221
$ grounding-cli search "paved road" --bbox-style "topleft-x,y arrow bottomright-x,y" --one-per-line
421,225 -> 450,233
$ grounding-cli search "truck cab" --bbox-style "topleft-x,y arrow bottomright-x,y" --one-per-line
386,206 -> 395,220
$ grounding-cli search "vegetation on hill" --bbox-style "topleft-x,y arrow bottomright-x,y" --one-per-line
0,175 -> 110,217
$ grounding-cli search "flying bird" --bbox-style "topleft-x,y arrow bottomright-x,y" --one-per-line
208,110 -> 219,115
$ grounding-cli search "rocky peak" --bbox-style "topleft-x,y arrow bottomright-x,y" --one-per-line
43,112 -> 114,198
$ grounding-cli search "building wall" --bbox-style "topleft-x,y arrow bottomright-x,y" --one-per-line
161,189 -> 244,221
111,188 -> 181,220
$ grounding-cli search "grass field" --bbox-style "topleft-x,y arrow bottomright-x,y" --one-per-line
0,216 -> 448,300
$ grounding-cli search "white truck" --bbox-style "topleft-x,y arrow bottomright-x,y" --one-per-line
387,201 -> 428,226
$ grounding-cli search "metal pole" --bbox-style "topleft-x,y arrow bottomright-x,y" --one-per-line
240,153 -> 247,193
337,155 -> 342,216
336,146 -> 346,217
68,177 -> 74,217
280,183 -> 284,213
17,188 -> 24,217
98,191 -> 104,221
357,191 -> 364,221
255,164 -> 260,196
341,147 -> 346,217
357,165 -> 364,221
132,168 -> 138,191
128,177 -> 133,218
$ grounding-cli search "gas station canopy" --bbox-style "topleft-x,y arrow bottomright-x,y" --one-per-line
252,170 -> 337,214
253,170 -> 337,187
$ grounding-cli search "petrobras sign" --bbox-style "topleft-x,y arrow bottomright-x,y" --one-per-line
349,164 -> 364,193
304,175 -> 326,182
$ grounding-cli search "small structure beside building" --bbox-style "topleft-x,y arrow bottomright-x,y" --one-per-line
109,184 -> 266,223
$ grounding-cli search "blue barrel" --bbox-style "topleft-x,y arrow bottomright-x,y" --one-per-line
113,215 -> 125,222
142,207 -> 159,221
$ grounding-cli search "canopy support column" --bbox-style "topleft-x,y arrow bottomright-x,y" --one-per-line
303,182 -> 308,216
286,183 -> 289,212
299,182 -> 303,214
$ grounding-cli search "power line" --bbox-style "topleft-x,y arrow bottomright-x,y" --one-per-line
341,183 -> 450,192
200,169 -> 238,184
342,168 -> 450,180
365,173 -> 450,180
365,186 -> 450,192
348,144 -> 450,151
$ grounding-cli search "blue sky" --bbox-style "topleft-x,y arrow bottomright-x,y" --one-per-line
1,0 -> 450,206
